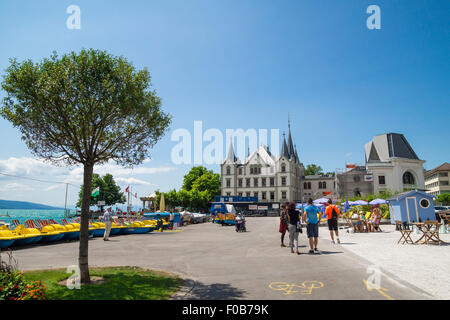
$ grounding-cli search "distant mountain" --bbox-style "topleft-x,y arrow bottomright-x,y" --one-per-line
0,199 -> 64,210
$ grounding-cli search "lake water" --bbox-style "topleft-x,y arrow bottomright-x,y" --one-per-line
0,209 -> 69,224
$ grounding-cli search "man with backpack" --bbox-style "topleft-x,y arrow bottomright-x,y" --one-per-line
325,199 -> 340,244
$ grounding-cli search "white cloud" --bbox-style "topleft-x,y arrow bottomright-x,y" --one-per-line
0,157 -> 176,188
115,177 -> 157,186
345,153 -> 352,158
0,182 -> 34,192
43,184 -> 64,192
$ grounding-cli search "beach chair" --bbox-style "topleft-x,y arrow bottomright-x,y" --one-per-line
11,219 -> 21,228
395,220 -> 413,244
351,218 -> 362,233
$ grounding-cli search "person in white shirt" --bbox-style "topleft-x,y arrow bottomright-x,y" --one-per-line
103,207 -> 113,241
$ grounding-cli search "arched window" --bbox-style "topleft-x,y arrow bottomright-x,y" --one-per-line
226,166 -> 231,175
308,182 -> 311,189
281,164 -> 286,173
403,171 -> 415,185
323,181 -> 327,189
318,182 -> 323,189
304,182 -> 307,189
354,188 -> 361,197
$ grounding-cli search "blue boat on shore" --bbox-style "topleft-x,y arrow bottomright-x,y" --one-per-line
120,226 -> 153,234
0,239 -> 15,248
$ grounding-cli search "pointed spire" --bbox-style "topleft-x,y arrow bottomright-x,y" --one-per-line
294,144 -> 299,163
226,137 -> 236,163
287,118 -> 295,159
280,132 -> 289,158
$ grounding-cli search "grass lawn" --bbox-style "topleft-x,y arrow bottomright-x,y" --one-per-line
23,266 -> 183,300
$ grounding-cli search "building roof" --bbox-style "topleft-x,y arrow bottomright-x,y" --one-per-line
280,133 -> 290,159
223,138 -> 238,164
365,133 -> 420,163
387,189 -> 435,201
425,162 -> 450,177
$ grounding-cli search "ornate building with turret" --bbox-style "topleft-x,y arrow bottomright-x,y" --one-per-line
221,123 -> 304,203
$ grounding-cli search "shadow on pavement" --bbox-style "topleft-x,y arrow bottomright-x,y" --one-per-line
315,250 -> 344,255
176,280 -> 247,300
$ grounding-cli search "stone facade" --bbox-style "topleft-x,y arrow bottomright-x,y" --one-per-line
221,124 -> 304,203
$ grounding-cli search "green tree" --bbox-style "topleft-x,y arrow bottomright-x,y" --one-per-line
1,49 -> 171,283
76,173 -> 126,208
437,193 -> 450,205
304,164 -> 323,176
182,166 -> 208,191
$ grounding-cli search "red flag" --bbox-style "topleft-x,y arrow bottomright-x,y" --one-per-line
125,186 -> 130,193
346,164 -> 356,169
134,193 -> 137,198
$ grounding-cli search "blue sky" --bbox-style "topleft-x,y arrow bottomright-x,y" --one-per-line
0,0 -> 449,206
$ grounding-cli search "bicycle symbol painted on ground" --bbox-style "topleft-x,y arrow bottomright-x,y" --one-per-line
269,281 -> 324,295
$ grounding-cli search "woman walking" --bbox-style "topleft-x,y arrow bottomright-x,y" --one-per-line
287,202 -> 301,254
279,204 -> 289,247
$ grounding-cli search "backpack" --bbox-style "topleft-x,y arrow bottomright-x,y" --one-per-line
330,206 -> 338,220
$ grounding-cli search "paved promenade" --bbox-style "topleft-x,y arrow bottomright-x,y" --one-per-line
10,217 -> 432,300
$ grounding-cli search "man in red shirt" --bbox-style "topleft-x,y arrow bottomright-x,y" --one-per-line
325,199 -> 340,244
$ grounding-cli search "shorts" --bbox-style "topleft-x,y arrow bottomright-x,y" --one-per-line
306,223 -> 319,238
327,219 -> 338,231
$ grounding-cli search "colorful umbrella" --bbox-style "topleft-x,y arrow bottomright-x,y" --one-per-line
369,198 -> 387,205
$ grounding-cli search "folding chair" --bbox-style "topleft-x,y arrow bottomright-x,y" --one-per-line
395,220 -> 413,244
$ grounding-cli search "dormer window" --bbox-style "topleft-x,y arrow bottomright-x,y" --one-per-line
226,166 -> 231,175
281,164 -> 286,173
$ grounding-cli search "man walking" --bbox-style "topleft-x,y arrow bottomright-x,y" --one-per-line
103,207 -> 113,241
303,198 -> 320,254
169,210 -> 175,230
325,199 -> 341,244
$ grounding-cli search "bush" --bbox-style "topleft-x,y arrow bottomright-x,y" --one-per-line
0,250 -> 46,300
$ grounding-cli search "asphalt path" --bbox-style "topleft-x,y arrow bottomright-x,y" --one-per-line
10,217 -> 429,300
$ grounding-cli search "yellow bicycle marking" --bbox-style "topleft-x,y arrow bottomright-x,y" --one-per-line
269,281 -> 324,295
363,280 -> 394,300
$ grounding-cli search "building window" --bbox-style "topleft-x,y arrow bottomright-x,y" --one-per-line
281,177 -> 286,186
419,198 -> 430,209
403,171 -> 415,185
281,191 -> 287,200
270,192 -> 275,200
254,178 -> 258,187
262,192 -> 266,200
226,179 -> 231,188
322,181 -> 326,189
281,164 -> 286,172
246,192 -> 250,197
353,175 -> 361,182
238,179 -> 243,187
238,192 -> 243,196
254,192 -> 258,198
318,182 -> 322,189
270,178 -> 275,186
262,178 -> 266,187
378,176 -> 386,185
226,166 -> 231,175
239,167 -> 243,175
226,192 -> 231,196
250,167 -> 254,174
246,178 -> 250,187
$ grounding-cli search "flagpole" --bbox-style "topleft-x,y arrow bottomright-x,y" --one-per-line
64,183 -> 68,218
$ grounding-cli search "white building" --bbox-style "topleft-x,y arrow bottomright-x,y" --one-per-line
424,163 -> 450,197
303,175 -> 336,200
221,123 -> 304,203
364,133 -> 425,194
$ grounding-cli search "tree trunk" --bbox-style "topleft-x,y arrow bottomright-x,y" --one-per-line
79,162 -> 94,284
